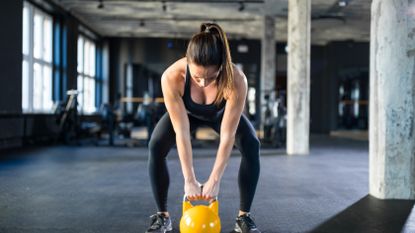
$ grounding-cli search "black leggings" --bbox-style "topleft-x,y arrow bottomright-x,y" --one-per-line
148,112 -> 260,212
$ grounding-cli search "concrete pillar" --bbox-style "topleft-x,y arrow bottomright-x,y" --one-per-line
286,0 -> 311,155
369,0 -> 415,199
259,15 -> 276,133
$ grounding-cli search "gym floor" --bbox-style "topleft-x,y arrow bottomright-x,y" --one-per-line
0,135 -> 414,233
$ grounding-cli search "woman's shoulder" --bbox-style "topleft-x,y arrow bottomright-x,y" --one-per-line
231,63 -> 247,90
162,57 -> 187,80
161,57 -> 187,95
222,63 -> 247,101
232,63 -> 244,76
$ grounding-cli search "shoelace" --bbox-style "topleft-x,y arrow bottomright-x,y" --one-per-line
239,214 -> 257,229
149,214 -> 166,229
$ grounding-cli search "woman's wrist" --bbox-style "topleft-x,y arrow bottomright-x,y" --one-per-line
184,176 -> 197,183
209,174 -> 221,183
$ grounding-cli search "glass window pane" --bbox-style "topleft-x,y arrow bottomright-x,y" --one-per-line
22,60 -> 29,111
91,78 -> 96,112
77,37 -> 84,73
43,16 -> 52,62
84,41 -> 90,76
354,102 -> 359,118
103,82 -> 108,104
77,75 -> 83,112
33,62 -> 42,110
22,6 -> 29,55
90,43 -> 96,77
84,78 -> 91,112
84,77 -> 96,113
43,65 -> 53,111
77,35 -> 97,113
33,12 -> 42,59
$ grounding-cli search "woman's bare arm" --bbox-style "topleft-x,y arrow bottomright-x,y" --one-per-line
209,66 -> 248,182
161,65 -> 196,183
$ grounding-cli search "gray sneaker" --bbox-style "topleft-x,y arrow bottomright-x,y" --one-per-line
234,213 -> 261,233
145,213 -> 172,233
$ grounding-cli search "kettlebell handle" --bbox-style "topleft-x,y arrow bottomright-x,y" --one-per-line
182,195 -> 219,215
183,195 -> 218,202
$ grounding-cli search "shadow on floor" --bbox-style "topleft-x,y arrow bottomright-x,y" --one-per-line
310,195 -> 415,233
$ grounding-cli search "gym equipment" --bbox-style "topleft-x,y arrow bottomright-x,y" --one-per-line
180,196 -> 221,233
263,91 -> 287,148
99,103 -> 116,146
56,90 -> 102,145
57,90 -> 81,144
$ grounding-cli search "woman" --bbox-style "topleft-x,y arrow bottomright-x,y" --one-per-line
146,23 -> 261,233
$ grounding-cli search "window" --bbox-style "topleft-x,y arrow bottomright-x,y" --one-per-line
99,44 -> 110,105
22,2 -> 53,113
77,35 -> 96,114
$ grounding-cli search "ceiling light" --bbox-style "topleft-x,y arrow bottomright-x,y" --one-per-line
338,1 -> 348,7
162,1 -> 167,12
238,2 -> 245,12
97,0 -> 104,9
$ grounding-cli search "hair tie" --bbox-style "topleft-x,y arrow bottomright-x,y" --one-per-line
204,26 -> 210,33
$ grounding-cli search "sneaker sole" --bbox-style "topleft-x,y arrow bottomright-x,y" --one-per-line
145,224 -> 173,233
234,223 -> 242,232
234,223 -> 260,233
145,228 -> 172,233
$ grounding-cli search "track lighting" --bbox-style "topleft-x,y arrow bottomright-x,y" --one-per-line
97,0 -> 104,9
238,1 -> 245,12
162,1 -> 167,12
338,0 -> 348,7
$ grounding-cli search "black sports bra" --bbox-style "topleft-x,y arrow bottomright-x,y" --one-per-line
182,64 -> 226,122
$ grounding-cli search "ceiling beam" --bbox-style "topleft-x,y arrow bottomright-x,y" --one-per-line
112,0 -> 263,3
61,0 -> 264,3
85,16 -> 260,22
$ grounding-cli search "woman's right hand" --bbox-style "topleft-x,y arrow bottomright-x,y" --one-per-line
184,179 -> 202,201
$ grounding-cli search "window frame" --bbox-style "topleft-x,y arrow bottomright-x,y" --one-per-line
22,1 -> 54,113
77,33 -> 97,115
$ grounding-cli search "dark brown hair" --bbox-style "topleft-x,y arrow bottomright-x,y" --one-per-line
186,22 -> 234,106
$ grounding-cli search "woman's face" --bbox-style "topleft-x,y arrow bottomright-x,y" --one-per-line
188,63 -> 221,88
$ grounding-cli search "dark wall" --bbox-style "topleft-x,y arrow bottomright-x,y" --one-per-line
0,0 -> 24,148
229,40 -> 262,123
310,45 -> 330,133
108,38 -> 121,104
64,17 -> 79,90
310,41 -> 369,133
0,0 -> 22,113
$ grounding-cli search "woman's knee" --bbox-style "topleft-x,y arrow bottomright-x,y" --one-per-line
238,135 -> 260,161
148,134 -> 159,154
148,133 -> 168,158
148,113 -> 175,159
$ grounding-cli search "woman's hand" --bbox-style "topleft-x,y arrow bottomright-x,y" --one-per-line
202,178 -> 220,201
184,179 -> 202,201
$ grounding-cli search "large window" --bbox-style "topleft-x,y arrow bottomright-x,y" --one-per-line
22,2 -> 53,113
77,35 -> 96,114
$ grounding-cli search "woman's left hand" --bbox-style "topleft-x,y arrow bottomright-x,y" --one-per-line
202,178 -> 220,201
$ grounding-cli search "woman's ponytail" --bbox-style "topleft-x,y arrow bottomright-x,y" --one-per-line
186,23 -> 234,106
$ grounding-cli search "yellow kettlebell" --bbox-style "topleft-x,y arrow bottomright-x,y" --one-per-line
179,196 -> 221,233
